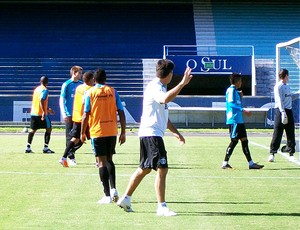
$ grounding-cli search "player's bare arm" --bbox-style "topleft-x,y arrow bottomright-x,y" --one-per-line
167,119 -> 185,145
80,112 -> 89,143
118,109 -> 126,145
243,109 -> 252,117
160,67 -> 193,104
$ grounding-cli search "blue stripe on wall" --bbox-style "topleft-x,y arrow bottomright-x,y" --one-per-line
0,3 -> 196,58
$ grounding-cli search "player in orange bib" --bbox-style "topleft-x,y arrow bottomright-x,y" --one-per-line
81,68 -> 126,204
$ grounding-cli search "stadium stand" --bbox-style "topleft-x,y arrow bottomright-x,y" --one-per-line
0,58 -> 143,97
0,1 -> 299,125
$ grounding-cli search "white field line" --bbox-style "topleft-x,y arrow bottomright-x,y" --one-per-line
249,141 -> 300,166
0,171 -> 299,180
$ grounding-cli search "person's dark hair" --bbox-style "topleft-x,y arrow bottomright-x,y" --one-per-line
40,76 -> 48,85
229,73 -> 242,85
279,69 -> 289,79
93,68 -> 106,84
83,71 -> 94,84
156,59 -> 175,79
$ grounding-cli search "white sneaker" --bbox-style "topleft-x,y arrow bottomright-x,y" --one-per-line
110,189 -> 119,202
117,196 -> 133,212
97,196 -> 112,204
156,206 -> 177,217
289,155 -> 296,162
268,155 -> 274,162
69,159 -> 77,166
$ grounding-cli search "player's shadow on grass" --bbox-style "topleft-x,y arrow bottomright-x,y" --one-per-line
148,201 -> 266,205
169,201 -> 266,205
176,211 -> 300,217
263,167 -> 300,171
76,163 -> 138,169
169,164 -> 203,169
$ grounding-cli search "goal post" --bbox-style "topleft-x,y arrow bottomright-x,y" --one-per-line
276,37 -> 300,161
276,37 -> 300,87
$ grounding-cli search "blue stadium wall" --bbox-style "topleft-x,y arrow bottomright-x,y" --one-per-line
0,3 -> 196,58
0,2 -> 196,122
0,1 -> 299,124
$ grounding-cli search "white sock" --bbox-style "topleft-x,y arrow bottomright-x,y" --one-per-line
222,161 -> 228,167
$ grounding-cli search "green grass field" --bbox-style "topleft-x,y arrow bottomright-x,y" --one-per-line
0,129 -> 299,230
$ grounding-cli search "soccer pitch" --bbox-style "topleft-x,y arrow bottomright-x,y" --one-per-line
0,130 -> 299,230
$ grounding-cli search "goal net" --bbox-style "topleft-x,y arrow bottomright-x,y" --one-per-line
276,37 -> 300,160
276,37 -> 300,92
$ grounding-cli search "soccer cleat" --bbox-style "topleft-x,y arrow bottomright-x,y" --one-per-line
59,158 -> 69,167
268,155 -> 274,162
25,149 -> 33,153
289,155 -> 295,162
110,189 -> 119,202
117,196 -> 134,212
43,148 -> 55,154
221,163 -> 233,169
69,159 -> 77,166
97,196 -> 112,204
156,206 -> 177,217
249,163 -> 264,169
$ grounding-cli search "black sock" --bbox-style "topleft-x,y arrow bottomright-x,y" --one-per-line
224,140 -> 238,162
73,141 -> 83,152
106,160 -> 116,189
63,141 -> 75,158
44,132 -> 51,146
241,140 -> 252,162
27,132 -> 34,147
99,166 -> 110,196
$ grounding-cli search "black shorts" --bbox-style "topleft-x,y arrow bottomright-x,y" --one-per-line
69,122 -> 90,139
92,136 -> 116,157
139,136 -> 168,170
229,123 -> 247,139
30,115 -> 52,130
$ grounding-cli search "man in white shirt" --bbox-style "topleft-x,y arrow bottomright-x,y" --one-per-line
117,59 -> 192,216
269,69 -> 296,162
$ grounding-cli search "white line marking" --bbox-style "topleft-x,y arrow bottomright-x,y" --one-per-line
0,171 -> 299,180
250,141 -> 300,166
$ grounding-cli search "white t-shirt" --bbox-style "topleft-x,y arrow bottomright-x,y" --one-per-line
274,80 -> 292,112
138,78 -> 168,137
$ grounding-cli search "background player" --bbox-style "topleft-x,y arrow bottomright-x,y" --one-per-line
25,76 -> 55,154
59,71 -> 94,167
269,69 -> 296,162
59,65 -> 83,165
221,73 -> 264,170
81,68 -> 126,204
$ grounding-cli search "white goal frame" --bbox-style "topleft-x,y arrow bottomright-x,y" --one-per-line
276,36 -> 300,80
276,37 -> 300,162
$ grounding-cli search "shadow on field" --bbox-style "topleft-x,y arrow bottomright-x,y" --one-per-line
166,201 -> 266,205
176,211 -> 300,217
74,162 -> 138,169
263,167 -> 300,171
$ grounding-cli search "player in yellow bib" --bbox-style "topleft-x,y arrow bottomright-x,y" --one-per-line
81,68 -> 126,204
25,76 -> 55,153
